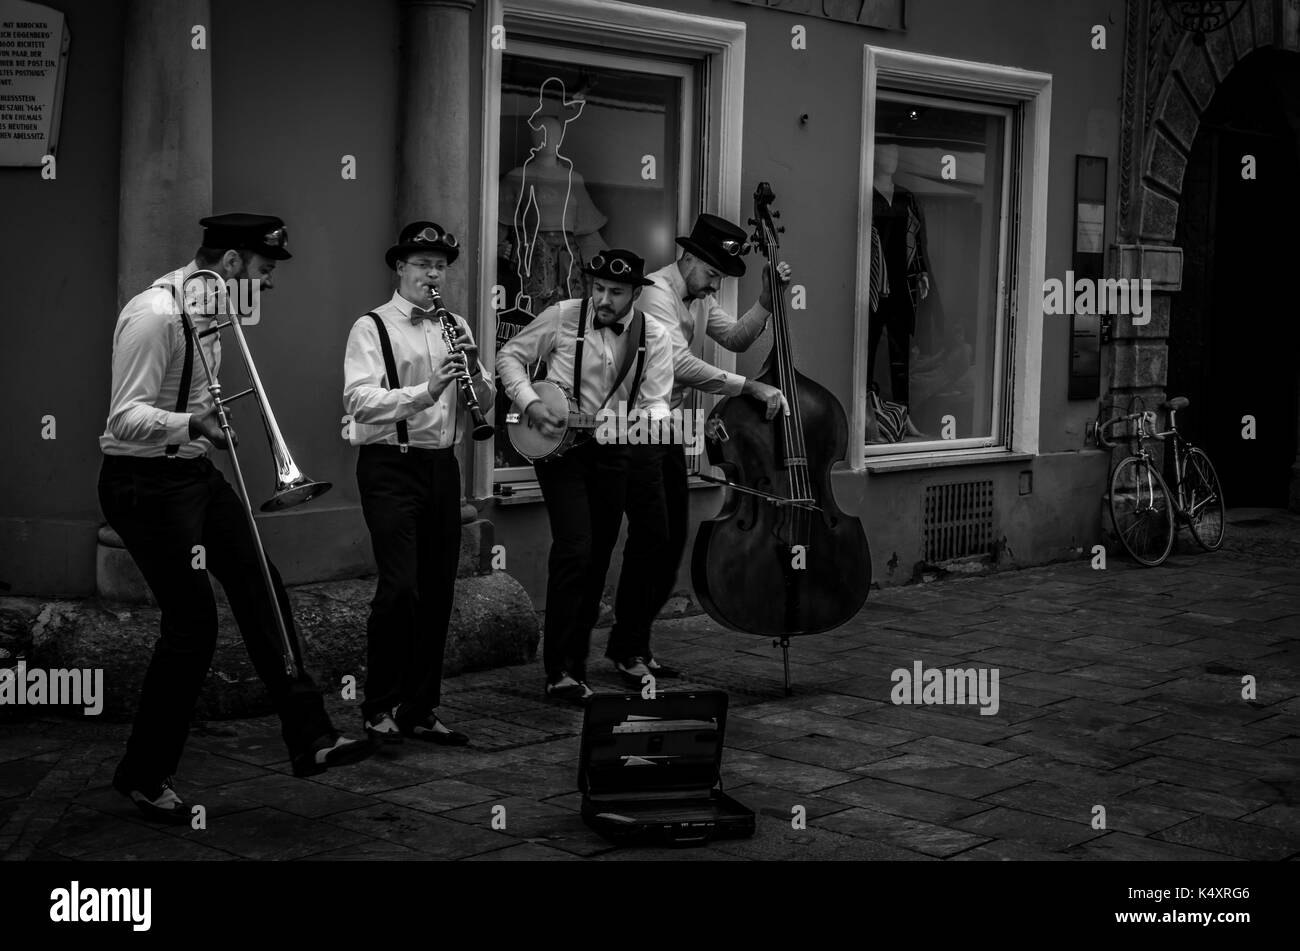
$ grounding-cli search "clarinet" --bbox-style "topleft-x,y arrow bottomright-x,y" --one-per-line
429,288 -> 494,441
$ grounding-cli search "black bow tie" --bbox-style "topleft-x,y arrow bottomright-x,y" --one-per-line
593,317 -> 625,335
411,306 -> 436,324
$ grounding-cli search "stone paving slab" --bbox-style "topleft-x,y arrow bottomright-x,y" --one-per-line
951,806 -> 1104,851
4,511 -> 1300,861
1066,832 -> 1238,861
817,806 -> 991,857
1154,814 -> 1300,860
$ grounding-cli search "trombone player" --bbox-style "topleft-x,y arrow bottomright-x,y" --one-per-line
99,213 -> 373,824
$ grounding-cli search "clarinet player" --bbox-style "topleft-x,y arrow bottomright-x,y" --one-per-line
342,221 -> 494,746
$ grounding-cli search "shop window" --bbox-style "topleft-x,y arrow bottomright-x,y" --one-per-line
866,96 -> 1011,450
489,49 -> 695,476
475,1 -> 746,499
857,48 -> 1052,466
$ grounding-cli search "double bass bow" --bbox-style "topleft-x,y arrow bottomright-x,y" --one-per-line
691,182 -> 872,693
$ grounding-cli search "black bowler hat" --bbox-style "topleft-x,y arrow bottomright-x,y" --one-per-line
581,249 -> 654,287
199,213 -> 292,260
386,220 -> 460,269
676,213 -> 748,277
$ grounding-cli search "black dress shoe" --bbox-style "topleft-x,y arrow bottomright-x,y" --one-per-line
364,711 -> 404,744
544,672 -> 594,705
397,712 -> 469,746
112,765 -> 195,826
292,733 -> 375,777
646,657 -> 681,679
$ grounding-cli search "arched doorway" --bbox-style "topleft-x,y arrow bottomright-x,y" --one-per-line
1168,49 -> 1300,508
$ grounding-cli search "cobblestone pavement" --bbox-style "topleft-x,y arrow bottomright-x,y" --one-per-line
2,509 -> 1298,861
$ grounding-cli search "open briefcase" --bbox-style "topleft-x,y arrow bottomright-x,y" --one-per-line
578,689 -> 756,847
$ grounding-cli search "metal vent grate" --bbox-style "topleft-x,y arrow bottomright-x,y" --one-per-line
923,480 -> 995,563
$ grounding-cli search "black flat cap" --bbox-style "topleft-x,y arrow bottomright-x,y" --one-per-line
199,213 -> 292,260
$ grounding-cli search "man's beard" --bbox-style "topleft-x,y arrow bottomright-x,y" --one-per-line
597,299 -> 633,321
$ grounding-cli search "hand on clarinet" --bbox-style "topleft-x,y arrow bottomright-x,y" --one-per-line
427,350 -> 469,400
450,327 -> 480,373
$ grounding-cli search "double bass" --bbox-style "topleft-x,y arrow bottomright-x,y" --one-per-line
691,183 -> 872,692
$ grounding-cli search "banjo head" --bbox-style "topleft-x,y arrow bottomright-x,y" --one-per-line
507,380 -> 575,461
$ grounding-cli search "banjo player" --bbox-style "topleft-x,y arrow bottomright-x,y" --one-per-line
496,250 -> 674,703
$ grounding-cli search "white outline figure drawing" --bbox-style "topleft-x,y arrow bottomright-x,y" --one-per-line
498,75 -> 607,319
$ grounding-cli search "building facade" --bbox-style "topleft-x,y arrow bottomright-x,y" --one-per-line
2,0 -> 1296,607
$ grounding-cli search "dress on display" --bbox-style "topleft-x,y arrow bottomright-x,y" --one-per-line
498,164 -> 607,312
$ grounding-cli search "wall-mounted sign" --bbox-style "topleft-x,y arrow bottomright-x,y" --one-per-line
0,0 -> 70,166
730,0 -> 906,31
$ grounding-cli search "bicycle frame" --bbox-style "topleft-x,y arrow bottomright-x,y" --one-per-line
1101,407 -> 1208,523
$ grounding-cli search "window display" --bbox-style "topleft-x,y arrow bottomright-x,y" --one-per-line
866,97 -> 1009,449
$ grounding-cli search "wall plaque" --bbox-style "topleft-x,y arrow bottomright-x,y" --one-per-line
730,0 -> 906,31
0,0 -> 70,166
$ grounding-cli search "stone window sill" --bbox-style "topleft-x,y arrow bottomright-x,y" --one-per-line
489,473 -> 720,506
864,449 -> 1034,474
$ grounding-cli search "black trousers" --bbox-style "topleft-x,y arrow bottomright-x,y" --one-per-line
868,297 -> 913,404
534,440 -> 665,680
612,443 -> 683,659
97,454 -> 334,784
357,445 -> 460,720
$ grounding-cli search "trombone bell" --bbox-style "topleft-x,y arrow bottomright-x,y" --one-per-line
263,473 -> 333,512
262,472 -> 332,509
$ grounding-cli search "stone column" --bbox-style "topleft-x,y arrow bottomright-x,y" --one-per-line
398,0 -> 478,528
394,0 -> 537,658
117,0 -> 212,309
101,0 -> 213,600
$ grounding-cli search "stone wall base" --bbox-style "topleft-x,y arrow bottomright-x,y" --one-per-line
0,572 -> 538,722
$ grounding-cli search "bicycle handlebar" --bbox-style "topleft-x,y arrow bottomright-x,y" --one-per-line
1096,411 -> 1159,449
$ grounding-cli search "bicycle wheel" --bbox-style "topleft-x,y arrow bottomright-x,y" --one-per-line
1182,447 -> 1226,551
1108,455 -> 1175,566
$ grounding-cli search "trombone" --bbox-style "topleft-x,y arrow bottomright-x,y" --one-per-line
170,269 -> 332,677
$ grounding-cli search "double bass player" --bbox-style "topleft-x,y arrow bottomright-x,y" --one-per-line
608,214 -> 792,685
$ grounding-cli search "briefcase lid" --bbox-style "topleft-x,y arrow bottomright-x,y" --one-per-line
578,690 -> 730,798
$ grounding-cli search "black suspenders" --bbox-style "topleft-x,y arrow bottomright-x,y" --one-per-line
571,297 -> 647,412
156,282 -> 195,458
572,297 -> 589,401
367,311 -> 409,452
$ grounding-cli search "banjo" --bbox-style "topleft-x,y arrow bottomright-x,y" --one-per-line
506,302 -> 647,462
505,380 -> 599,462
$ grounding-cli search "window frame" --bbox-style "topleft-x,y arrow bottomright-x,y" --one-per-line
475,0 -> 746,501
854,46 -> 1052,471
866,91 -> 1014,455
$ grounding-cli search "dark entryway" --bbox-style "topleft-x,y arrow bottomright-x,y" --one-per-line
1169,49 -> 1300,508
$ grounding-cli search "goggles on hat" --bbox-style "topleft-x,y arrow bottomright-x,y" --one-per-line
590,254 -> 633,275
262,226 -> 288,248
413,225 -> 459,248
719,238 -> 750,256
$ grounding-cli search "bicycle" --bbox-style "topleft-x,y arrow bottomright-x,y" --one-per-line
1094,396 -> 1226,567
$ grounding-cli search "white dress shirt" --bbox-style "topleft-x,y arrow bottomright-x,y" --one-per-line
342,291 -> 494,450
100,263 -> 219,458
496,297 -> 673,422
639,262 -> 771,411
